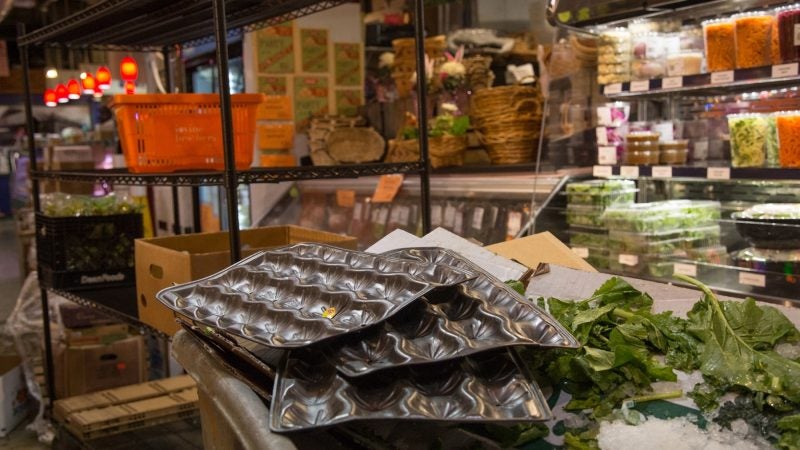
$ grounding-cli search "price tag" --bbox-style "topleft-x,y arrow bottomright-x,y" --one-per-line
604,83 -> 623,95
572,247 -> 590,258
597,107 -> 613,126
472,207 -> 485,230
711,70 -> 734,84
398,206 -> 410,226
596,127 -> 609,145
772,63 -> 799,78
453,210 -> 464,235
630,80 -> 649,92
431,204 -> 442,227
336,189 -> 356,208
651,166 -> 673,178
506,211 -> 523,238
593,165 -> 614,178
618,254 -> 639,266
372,174 -> 404,203
377,207 -> 389,224
707,167 -> 731,180
598,146 -> 618,165
662,76 -> 683,89
443,204 -> 456,228
674,262 -> 697,277
620,165 -> 640,178
739,271 -> 766,288
353,202 -> 363,219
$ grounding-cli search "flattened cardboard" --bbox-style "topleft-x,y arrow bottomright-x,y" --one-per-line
136,225 -> 358,335
486,231 -> 598,273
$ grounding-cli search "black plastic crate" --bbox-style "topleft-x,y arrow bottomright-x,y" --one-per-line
36,212 -> 143,290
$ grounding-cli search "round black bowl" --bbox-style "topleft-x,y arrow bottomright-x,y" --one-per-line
732,213 -> 800,249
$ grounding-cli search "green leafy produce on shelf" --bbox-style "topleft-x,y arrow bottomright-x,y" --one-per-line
43,192 -> 141,217
570,232 -> 609,248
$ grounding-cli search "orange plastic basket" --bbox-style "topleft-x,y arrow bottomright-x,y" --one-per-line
112,93 -> 265,173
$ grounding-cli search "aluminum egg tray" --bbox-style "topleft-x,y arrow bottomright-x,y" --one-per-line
271,345 -> 551,433
315,248 -> 579,377
157,243 -> 476,348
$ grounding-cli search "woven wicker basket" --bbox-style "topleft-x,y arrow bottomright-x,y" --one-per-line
385,135 -> 466,168
386,139 -> 419,163
470,84 -> 543,164
326,127 -> 385,163
481,139 -> 538,165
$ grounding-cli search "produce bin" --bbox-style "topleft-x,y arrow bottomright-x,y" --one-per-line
112,94 -> 265,173
36,212 -> 143,290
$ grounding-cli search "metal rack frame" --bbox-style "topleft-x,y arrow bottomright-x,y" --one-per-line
17,0 -> 435,406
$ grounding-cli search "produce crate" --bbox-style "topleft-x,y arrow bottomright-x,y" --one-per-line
36,213 -> 143,290
112,94 -> 264,173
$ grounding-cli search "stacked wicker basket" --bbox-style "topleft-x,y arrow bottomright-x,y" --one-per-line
391,35 -> 446,97
470,84 -> 544,164
386,134 -> 466,168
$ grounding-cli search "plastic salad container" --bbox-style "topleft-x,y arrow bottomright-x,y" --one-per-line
776,4 -> 800,63
666,50 -> 704,76
728,113 -> 778,167
608,225 -> 721,255
603,200 -> 721,233
733,11 -> 775,68
569,230 -> 609,248
732,203 -> 800,248
566,205 -> 607,228
775,111 -> 800,167
565,179 -> 637,206
732,247 -> 800,274
703,18 -> 736,72
686,245 -> 730,265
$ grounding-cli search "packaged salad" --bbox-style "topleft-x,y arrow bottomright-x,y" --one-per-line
703,18 -> 736,72
776,4 -> 800,63
733,12 -> 774,68
776,111 -> 800,167
728,113 -> 776,167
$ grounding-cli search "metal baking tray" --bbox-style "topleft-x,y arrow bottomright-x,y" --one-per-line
318,248 -> 578,377
157,243 -> 475,348
271,345 -> 551,433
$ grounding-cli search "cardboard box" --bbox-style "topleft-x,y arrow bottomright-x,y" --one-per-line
0,356 -> 32,438
486,231 -> 597,273
57,335 -> 146,398
59,303 -> 118,329
64,324 -> 130,347
135,225 -> 358,335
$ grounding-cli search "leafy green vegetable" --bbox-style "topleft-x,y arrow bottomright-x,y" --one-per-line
777,414 -> 800,450
480,423 -> 549,447
505,280 -> 525,295
563,429 -> 600,450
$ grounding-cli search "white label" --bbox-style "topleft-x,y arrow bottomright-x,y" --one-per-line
398,206 -> 410,226
596,127 -> 609,145
711,71 -> 734,84
597,107 -> 613,126
593,165 -> 614,178
431,205 -> 442,227
630,80 -> 649,92
620,165 -> 640,178
772,63 -> 799,78
618,254 -> 639,266
662,76 -> 683,89
507,211 -> 523,237
572,247 -> 590,258
490,206 -> 499,226
651,166 -> 673,178
739,271 -> 766,288
353,202 -> 362,219
443,204 -> 456,228
674,262 -> 697,277
795,23 -> 800,46
453,210 -> 464,235
378,207 -> 389,224
389,207 -> 401,225
598,146 -> 618,165
604,83 -> 623,95
472,207 -> 485,230
694,140 -> 709,156
707,167 -> 731,180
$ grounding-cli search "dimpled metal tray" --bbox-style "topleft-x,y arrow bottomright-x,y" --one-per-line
318,247 -> 579,377
157,243 -> 475,348
271,345 -> 551,432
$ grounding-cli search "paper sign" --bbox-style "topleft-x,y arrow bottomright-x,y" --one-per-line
257,124 -> 294,150
618,254 -> 639,266
620,165 -> 640,178
674,262 -> 697,277
335,89 -> 362,117
372,174 -> 404,203
506,211 -> 523,240
662,76 -> 683,89
739,271 -> 766,288
294,76 -> 329,130
572,247 -> 590,258
257,76 -> 288,95
334,43 -> 362,86
472,207 -> 485,230
598,147 -> 618,165
707,167 -> 731,180
630,80 -> 649,92
257,96 -> 293,120
711,70 -> 734,84
596,127 -> 609,145
300,29 -> 329,73
772,63 -> 798,78
336,190 -> 355,208
651,166 -> 673,178
593,165 -> 613,178
256,23 -> 294,74
596,107 -> 613,126
604,83 -> 623,95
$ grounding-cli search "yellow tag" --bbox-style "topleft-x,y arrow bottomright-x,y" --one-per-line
321,307 -> 337,319
336,189 -> 356,208
372,174 -> 404,203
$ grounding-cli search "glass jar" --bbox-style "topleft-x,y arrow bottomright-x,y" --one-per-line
733,11 -> 775,68
703,18 -> 736,72
776,4 -> 800,63
666,50 -> 704,76
775,111 -> 800,167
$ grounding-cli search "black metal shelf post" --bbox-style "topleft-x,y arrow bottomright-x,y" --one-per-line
414,0 -> 432,234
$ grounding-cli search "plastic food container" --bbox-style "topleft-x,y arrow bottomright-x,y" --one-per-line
608,225 -> 722,255
733,12 -> 775,68
775,111 -> 800,167
566,179 -> 637,206
603,200 -> 721,233
631,59 -> 666,80
666,51 -> 703,76
732,203 -> 800,249
680,25 -> 704,51
625,149 -> 660,165
660,148 -> 688,164
566,205 -> 606,229
777,4 -> 800,63
626,131 -> 660,143
609,252 -> 675,277
568,229 -> 610,248
732,247 -> 800,274
631,33 -> 678,60
598,28 -> 632,84
728,113 -> 774,167
703,18 -> 736,72
687,245 -> 730,265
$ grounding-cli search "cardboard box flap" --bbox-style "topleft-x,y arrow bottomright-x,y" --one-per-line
486,232 -> 597,273
67,388 -> 198,432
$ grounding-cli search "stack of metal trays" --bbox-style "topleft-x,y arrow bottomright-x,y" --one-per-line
157,243 -> 579,433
